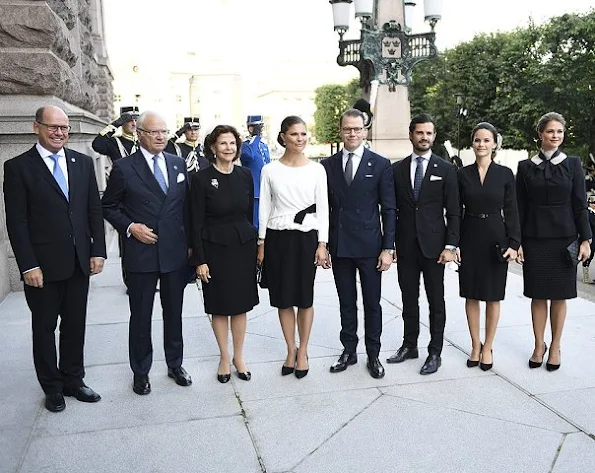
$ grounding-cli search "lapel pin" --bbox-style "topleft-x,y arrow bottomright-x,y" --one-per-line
71,158 -> 76,162
368,162 -> 372,166
173,165 -> 178,170
211,178 -> 219,189
433,163 -> 437,167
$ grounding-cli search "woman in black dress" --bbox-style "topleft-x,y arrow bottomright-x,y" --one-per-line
516,112 -> 591,371
457,122 -> 520,370
190,125 -> 259,383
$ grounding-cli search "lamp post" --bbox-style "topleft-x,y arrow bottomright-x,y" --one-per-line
329,0 -> 442,159
454,92 -> 468,157
329,0 -> 441,91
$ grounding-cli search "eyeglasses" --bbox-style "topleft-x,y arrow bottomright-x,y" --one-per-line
138,128 -> 169,137
341,127 -> 364,134
37,122 -> 71,133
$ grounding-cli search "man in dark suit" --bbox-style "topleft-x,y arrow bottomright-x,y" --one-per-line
3,105 -> 106,412
387,113 -> 460,375
102,111 -> 192,395
321,108 -> 396,379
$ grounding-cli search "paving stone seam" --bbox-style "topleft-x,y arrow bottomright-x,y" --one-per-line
232,385 -> 268,472
240,385 -> 387,403
286,389 -> 384,472
548,433 -> 569,473
15,403 -> 45,473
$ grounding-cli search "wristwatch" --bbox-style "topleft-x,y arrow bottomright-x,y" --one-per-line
447,247 -> 457,254
382,249 -> 395,256
257,239 -> 265,246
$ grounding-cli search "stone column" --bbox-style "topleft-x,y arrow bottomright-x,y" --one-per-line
368,0 -> 412,161
0,0 -> 113,299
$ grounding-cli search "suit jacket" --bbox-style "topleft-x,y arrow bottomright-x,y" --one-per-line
516,154 -> 591,242
321,148 -> 396,258
101,150 -> 190,273
3,146 -> 106,282
393,153 -> 460,259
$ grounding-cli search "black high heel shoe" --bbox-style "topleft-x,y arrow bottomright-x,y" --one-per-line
281,350 -> 297,376
529,343 -> 548,369
480,347 -> 493,371
467,343 -> 482,368
295,354 -> 309,379
232,358 -> 251,381
217,373 -> 231,383
546,349 -> 561,371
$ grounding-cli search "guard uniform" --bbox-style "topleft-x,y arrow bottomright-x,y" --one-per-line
240,115 -> 270,229
92,106 -> 139,163
165,116 -> 209,177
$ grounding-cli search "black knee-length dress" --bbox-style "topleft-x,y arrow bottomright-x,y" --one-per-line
190,165 -> 259,315
516,151 -> 591,300
458,162 -> 521,301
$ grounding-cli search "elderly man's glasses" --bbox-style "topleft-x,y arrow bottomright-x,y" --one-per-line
37,122 -> 71,133
138,128 -> 169,137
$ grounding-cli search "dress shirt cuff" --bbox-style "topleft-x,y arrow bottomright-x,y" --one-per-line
22,267 -> 40,274
126,223 -> 134,238
444,245 -> 456,251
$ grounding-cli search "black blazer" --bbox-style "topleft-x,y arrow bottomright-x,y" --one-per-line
102,150 -> 190,273
321,148 -> 396,258
516,154 -> 591,242
3,145 -> 106,281
189,166 -> 255,266
393,153 -> 461,259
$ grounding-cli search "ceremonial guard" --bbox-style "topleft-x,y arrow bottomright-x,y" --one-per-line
92,106 -> 139,162
240,115 -> 270,229
165,116 -> 209,177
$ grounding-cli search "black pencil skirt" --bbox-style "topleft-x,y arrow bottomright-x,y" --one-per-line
263,229 -> 318,309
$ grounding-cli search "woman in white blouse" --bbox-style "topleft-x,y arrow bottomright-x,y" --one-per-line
257,115 -> 329,379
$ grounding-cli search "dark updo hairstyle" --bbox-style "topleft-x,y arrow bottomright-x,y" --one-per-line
471,122 -> 500,159
536,111 -> 566,134
277,115 -> 306,147
203,124 -> 241,162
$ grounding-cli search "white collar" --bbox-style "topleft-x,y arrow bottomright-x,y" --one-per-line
36,143 -> 65,159
343,144 -> 365,159
412,151 -> 432,161
531,151 -> 567,166
140,146 -> 163,161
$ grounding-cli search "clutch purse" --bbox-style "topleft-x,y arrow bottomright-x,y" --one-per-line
565,239 -> 580,266
256,263 -> 268,289
494,244 -> 508,263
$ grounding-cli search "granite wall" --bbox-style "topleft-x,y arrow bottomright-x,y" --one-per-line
0,0 -> 113,299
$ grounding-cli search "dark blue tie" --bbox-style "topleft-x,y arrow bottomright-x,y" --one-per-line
48,154 -> 69,200
413,156 -> 424,200
153,155 -> 168,193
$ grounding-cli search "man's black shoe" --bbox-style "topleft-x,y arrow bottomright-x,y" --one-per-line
45,393 -> 66,412
420,354 -> 441,375
386,346 -> 419,364
367,357 -> 385,379
168,366 -> 192,386
133,374 -> 151,395
63,384 -> 101,402
329,352 -> 357,373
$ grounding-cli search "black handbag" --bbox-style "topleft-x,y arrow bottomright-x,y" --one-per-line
256,263 -> 268,289
565,239 -> 580,266
494,244 -> 508,263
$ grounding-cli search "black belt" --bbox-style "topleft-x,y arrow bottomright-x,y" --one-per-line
294,204 -> 316,224
465,212 -> 495,219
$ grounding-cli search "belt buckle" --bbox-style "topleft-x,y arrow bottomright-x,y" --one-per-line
479,213 -> 488,219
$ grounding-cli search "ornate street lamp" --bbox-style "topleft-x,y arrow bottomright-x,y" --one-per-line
329,0 -> 442,91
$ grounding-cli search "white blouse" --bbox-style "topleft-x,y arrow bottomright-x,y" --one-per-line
258,160 -> 329,242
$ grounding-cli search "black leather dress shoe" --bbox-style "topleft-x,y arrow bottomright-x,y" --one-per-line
329,352 -> 357,373
386,346 -> 419,364
63,384 -> 101,402
168,366 -> 192,386
45,393 -> 66,412
133,375 -> 151,395
367,357 -> 385,379
420,354 -> 441,375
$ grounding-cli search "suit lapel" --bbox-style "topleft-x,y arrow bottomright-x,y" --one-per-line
401,155 -> 415,203
64,149 -> 78,202
351,148 -> 370,186
29,146 -> 68,202
165,153 -> 181,200
330,152 -> 348,198
132,151 -> 166,199
418,155 -> 439,200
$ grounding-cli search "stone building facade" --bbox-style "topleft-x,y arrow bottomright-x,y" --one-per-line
0,0 -> 113,300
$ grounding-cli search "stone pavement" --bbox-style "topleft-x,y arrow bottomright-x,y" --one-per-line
1,246 -> 595,473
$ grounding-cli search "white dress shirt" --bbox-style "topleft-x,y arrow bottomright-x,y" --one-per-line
409,150 -> 432,188
36,143 -> 69,189
140,146 -> 169,185
342,144 -> 365,180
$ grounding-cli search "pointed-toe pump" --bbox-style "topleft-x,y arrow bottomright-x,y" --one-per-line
529,343 -> 548,369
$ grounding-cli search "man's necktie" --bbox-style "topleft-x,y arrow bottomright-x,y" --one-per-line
345,152 -> 354,186
48,154 -> 69,200
413,156 -> 424,200
153,155 -> 168,193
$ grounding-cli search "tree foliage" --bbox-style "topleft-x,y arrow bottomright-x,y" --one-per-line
410,10 -> 595,157
313,78 -> 361,144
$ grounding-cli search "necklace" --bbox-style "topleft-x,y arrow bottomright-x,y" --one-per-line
214,164 -> 233,174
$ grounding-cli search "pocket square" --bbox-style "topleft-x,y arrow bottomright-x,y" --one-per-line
365,174 -> 373,178
429,175 -> 442,181
176,173 -> 185,183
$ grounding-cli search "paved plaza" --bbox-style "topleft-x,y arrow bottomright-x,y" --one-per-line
2,241 -> 595,473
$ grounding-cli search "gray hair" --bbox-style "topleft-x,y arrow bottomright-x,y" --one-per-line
136,111 -> 164,130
